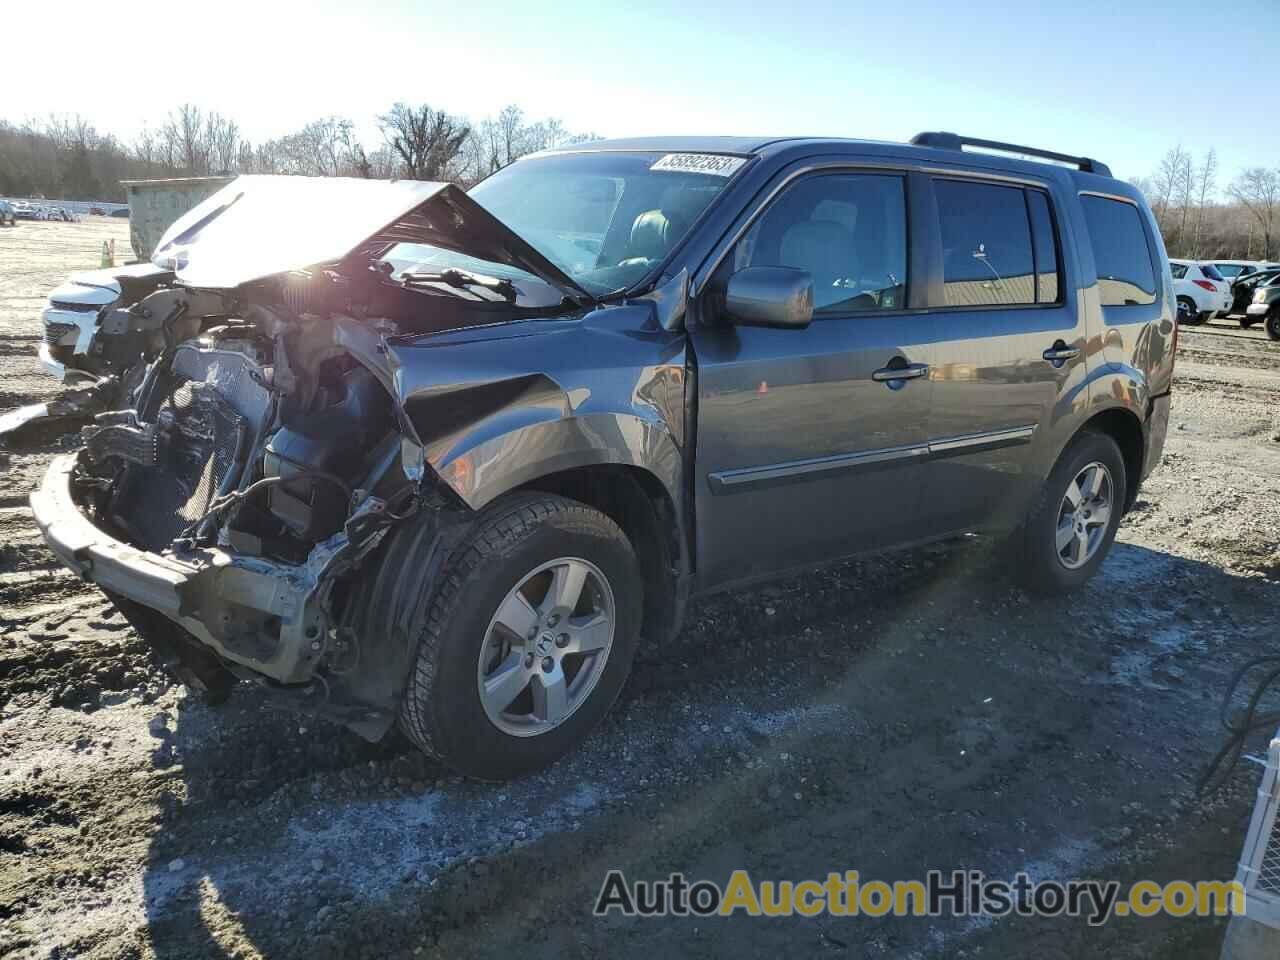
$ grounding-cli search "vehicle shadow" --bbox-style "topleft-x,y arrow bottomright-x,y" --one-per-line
136,535 -> 1271,959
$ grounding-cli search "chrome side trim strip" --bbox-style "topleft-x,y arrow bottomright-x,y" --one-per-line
928,424 -> 1036,455
707,443 -> 929,495
706,424 -> 1036,495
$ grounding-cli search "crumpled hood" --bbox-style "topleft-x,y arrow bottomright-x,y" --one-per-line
151,175 -> 590,301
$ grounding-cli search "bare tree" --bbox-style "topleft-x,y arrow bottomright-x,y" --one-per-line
1150,146 -> 1191,246
131,127 -> 159,170
205,112 -> 241,174
459,105 -> 596,184
1230,168 -> 1280,260
378,102 -> 471,180
1191,148 -> 1217,258
1128,176 -> 1155,202
161,104 -> 207,173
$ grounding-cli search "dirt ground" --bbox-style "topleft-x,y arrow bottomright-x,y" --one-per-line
2,218 -> 1280,959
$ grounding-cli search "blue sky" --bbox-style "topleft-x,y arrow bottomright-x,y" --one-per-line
10,0 -> 1275,193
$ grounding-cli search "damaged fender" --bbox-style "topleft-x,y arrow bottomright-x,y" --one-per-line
386,303 -> 688,514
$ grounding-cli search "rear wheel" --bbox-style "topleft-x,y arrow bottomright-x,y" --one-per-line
1010,431 -> 1127,593
1176,296 -> 1201,324
398,493 -> 642,780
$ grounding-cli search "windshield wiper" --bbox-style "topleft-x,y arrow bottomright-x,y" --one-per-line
398,267 -> 518,303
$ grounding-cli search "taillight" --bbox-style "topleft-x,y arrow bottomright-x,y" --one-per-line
1193,279 -> 1217,293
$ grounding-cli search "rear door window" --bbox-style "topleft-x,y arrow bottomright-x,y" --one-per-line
1170,262 -> 1188,279
934,180 -> 1036,307
1079,195 -> 1157,306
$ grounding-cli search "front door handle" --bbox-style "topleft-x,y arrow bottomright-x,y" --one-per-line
1042,340 -> 1081,367
872,359 -> 929,387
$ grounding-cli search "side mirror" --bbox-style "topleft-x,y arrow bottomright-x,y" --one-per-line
723,266 -> 814,329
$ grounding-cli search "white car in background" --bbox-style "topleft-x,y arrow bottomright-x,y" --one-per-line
1210,260 -> 1261,286
1170,259 -> 1231,324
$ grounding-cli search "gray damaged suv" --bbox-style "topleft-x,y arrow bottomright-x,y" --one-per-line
30,133 -> 1175,779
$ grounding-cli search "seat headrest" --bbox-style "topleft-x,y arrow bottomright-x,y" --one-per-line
779,220 -> 853,270
630,209 -> 683,262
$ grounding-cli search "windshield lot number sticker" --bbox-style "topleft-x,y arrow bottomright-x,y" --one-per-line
650,153 -> 746,177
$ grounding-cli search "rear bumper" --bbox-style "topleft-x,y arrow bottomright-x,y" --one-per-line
30,453 -> 360,684
1141,393 -> 1171,486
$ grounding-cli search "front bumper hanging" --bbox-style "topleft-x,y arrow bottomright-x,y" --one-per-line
30,453 -> 390,685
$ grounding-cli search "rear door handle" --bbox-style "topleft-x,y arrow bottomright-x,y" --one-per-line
1042,340 -> 1081,367
871,360 -> 929,386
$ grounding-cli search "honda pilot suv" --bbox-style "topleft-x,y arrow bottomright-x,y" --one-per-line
30,133 -> 1175,779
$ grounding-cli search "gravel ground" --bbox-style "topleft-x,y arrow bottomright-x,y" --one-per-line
2,220 -> 1279,959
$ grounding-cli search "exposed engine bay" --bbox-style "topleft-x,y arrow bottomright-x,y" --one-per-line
50,258 -> 564,735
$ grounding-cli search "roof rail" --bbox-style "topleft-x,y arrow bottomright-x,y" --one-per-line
910,132 -> 1112,178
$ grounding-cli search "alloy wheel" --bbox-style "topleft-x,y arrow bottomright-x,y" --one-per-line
476,557 -> 616,737
1055,461 -> 1114,570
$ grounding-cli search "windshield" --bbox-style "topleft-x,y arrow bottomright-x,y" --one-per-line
385,151 -> 744,297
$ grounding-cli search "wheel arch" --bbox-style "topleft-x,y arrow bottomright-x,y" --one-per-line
516,462 -> 690,649
1075,406 -> 1145,511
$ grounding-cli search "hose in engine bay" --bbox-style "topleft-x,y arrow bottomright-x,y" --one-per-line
173,470 -> 353,547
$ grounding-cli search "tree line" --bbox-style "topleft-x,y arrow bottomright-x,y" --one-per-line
1131,146 -> 1280,261
0,102 -> 595,202
3,108 -> 1277,261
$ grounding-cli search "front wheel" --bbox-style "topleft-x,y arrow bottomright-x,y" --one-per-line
398,493 -> 642,780
1009,431 -> 1127,593
1267,309 -> 1280,342
1240,318 -> 1257,329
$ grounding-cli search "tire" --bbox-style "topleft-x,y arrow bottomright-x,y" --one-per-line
1267,309 -> 1280,342
398,493 -> 642,780
1010,431 -> 1127,593
1240,319 -> 1256,329
1176,296 -> 1202,325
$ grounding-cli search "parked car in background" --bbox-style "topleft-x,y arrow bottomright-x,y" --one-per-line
13,202 -> 39,220
1210,261 -> 1260,285
110,208 -> 129,218
27,134 -> 1174,779
0,200 -> 15,226
88,207 -> 106,216
1229,269 -> 1280,325
1245,276 -> 1280,340
1171,259 -> 1231,324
